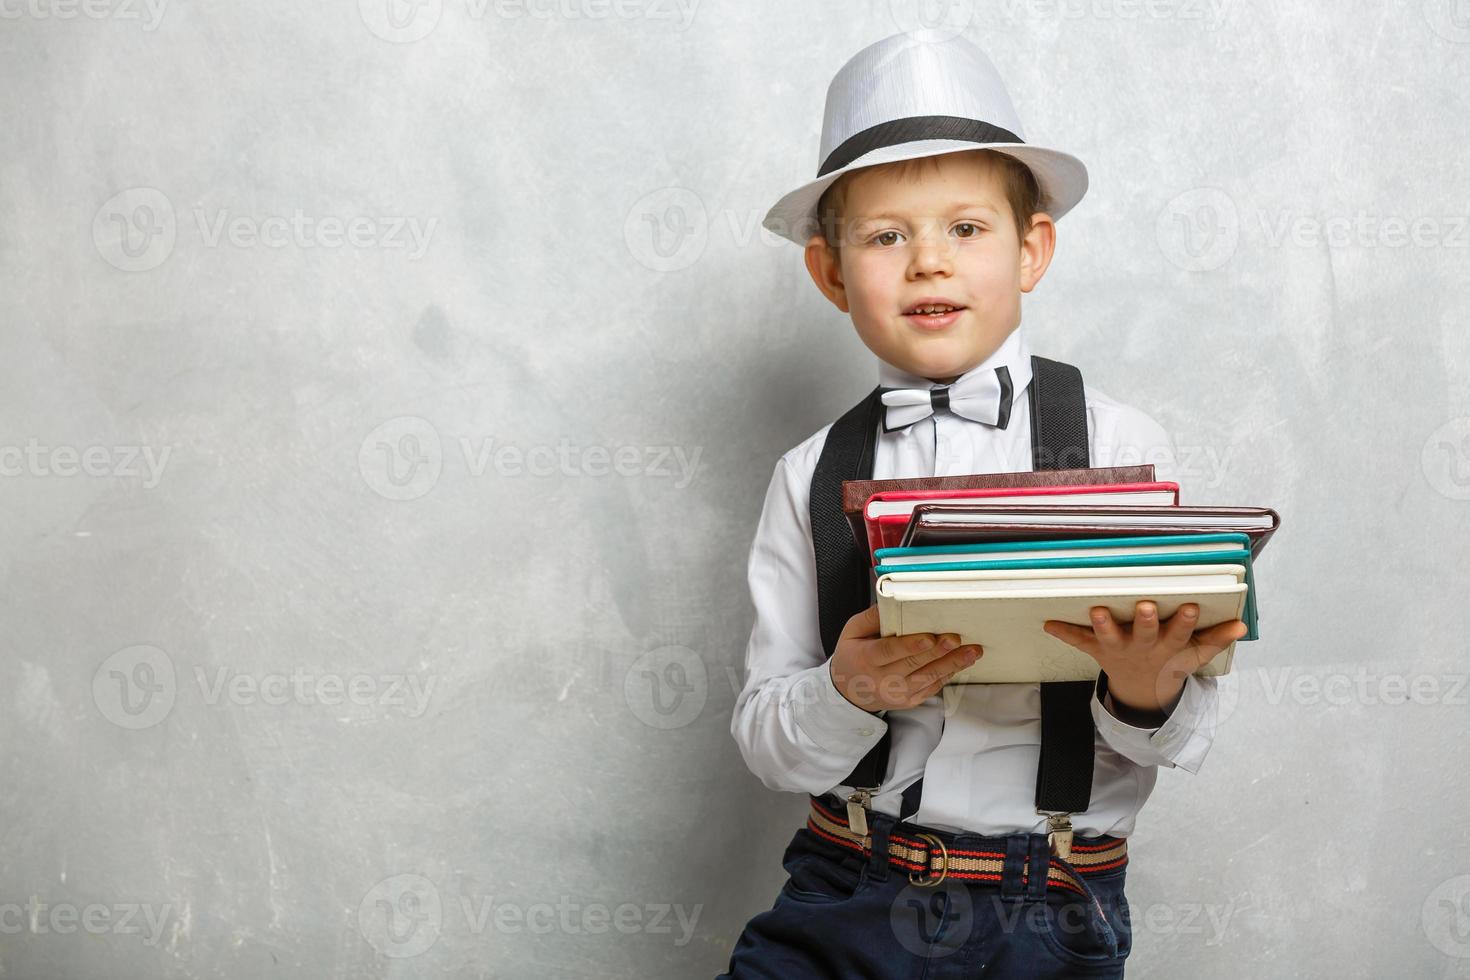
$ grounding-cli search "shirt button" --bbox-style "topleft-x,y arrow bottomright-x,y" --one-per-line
858,727 -> 874,737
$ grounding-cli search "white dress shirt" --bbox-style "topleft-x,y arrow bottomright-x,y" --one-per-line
730,324 -> 1223,838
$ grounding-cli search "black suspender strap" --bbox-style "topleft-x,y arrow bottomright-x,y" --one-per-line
810,383 -> 888,788
1028,355 -> 1090,472
1027,356 -> 1096,821
809,356 -> 1097,831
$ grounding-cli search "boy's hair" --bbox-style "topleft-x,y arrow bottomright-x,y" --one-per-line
814,149 -> 1042,254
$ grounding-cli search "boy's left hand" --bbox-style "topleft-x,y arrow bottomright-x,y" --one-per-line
1042,602 -> 1248,716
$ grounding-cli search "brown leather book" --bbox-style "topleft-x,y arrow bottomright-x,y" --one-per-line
840,464 -> 1157,550
901,503 -> 1282,558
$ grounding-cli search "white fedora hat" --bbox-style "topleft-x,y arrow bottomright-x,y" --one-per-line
763,33 -> 1090,246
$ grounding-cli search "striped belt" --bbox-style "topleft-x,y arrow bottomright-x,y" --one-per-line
807,796 -> 1128,898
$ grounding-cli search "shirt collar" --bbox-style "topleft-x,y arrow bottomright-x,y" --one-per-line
875,325 -> 1034,396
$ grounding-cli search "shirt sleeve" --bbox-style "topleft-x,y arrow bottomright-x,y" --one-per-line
728,452 -> 890,796
1086,398 -> 1225,775
1090,670 -> 1223,773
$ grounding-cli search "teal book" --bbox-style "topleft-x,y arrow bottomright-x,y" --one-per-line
874,534 -> 1260,640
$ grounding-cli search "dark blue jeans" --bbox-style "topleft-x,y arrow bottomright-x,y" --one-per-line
717,807 -> 1132,979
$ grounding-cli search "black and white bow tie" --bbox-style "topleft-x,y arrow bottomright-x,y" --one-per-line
879,365 -> 1014,433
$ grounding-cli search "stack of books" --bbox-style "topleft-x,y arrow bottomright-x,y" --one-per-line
842,465 -> 1280,684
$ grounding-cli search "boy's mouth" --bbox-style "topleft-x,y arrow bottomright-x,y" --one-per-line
902,299 -> 967,329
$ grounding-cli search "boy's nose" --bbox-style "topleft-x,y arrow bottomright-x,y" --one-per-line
908,239 -> 955,274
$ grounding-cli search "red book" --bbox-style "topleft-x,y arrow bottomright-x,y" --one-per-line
841,465 -> 1158,557
863,482 -> 1179,559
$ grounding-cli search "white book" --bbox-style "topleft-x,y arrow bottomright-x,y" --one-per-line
876,565 -> 1248,684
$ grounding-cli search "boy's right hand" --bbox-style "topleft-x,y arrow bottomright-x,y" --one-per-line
828,603 -> 983,714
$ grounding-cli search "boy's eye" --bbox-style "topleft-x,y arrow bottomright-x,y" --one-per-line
953,222 -> 981,238
872,231 -> 902,246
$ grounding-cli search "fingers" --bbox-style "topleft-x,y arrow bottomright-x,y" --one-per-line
836,604 -> 985,709
1159,602 -> 1200,648
1131,601 -> 1159,648
839,602 -> 882,642
1089,606 -> 1125,652
873,630 -> 961,671
903,644 -> 983,689
1042,620 -> 1101,658
901,645 -> 983,706
843,606 -> 969,675
1183,619 -> 1249,667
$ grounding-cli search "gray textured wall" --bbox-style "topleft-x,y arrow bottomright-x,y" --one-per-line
2,2 -> 1468,978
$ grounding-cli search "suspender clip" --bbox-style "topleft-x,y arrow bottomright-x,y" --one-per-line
1043,812 -> 1074,859
846,788 -> 874,839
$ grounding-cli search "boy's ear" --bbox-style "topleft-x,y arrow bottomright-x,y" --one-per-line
1018,212 -> 1057,293
804,234 -> 850,313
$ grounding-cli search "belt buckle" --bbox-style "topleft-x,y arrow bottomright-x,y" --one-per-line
907,832 -> 949,887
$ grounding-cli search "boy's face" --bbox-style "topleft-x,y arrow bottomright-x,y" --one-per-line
804,150 -> 1056,384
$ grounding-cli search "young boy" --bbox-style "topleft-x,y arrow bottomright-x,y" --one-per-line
717,33 -> 1248,979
